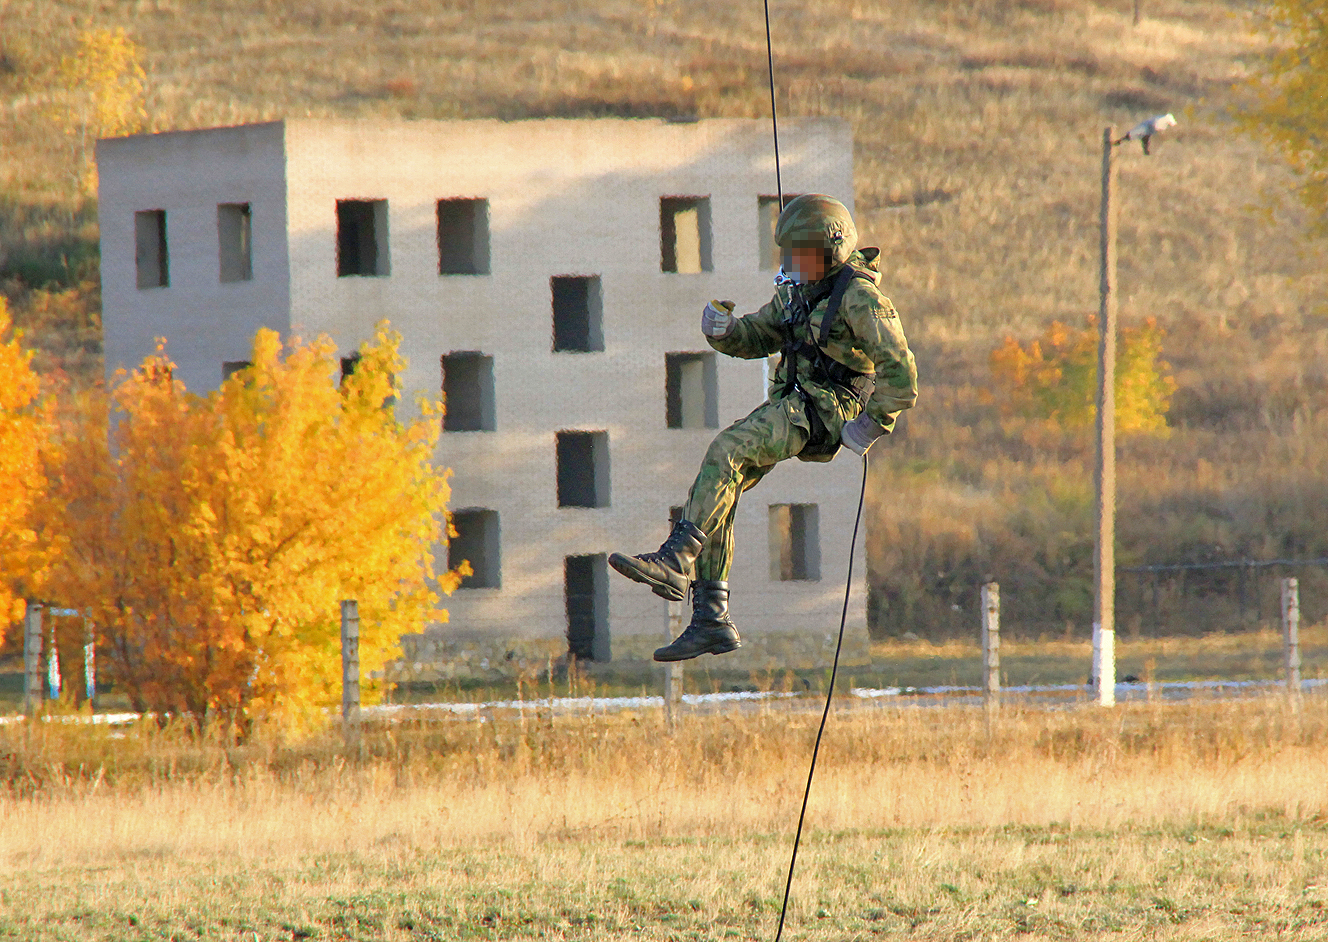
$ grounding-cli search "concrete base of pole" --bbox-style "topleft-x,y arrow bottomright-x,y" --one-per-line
1092,624 -> 1116,706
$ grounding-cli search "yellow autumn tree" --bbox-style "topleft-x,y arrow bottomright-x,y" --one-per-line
1239,0 -> 1328,230
44,323 -> 459,734
989,316 -> 1175,433
41,28 -> 148,191
0,299 -> 49,628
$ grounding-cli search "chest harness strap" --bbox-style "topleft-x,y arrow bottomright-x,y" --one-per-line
779,264 -> 877,411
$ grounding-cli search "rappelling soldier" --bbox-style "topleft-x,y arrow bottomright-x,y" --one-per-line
610,194 -> 918,662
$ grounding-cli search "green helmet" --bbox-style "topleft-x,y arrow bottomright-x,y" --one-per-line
774,194 -> 858,268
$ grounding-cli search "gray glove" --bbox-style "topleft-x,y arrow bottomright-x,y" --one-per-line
701,299 -> 736,338
841,413 -> 885,456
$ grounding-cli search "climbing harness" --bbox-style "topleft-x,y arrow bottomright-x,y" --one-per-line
776,264 -> 877,412
761,4 -> 873,940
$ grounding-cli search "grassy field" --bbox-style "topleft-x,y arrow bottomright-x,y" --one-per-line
3,697 -> 1328,940
4,0 -> 1328,639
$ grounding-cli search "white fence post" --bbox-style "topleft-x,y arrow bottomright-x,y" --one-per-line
83,615 -> 96,707
664,599 -> 684,731
23,601 -> 42,715
1281,577 -> 1301,698
46,621 -> 61,701
981,582 -> 1000,706
340,599 -> 361,746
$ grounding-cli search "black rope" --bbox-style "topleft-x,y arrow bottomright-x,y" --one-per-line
762,0 -> 782,205
761,3 -> 865,936
773,451 -> 869,942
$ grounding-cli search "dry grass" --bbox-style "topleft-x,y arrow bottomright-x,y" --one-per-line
2,0 -> 1327,639
3,698 -> 1328,938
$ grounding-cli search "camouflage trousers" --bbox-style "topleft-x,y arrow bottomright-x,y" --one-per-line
683,396 -> 814,581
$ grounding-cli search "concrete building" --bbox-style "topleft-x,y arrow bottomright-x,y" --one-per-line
96,117 -> 866,660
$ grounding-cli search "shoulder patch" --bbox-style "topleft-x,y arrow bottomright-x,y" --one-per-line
842,280 -> 895,321
874,297 -> 899,320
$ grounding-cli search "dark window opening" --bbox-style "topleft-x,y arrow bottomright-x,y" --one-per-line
450,508 -> 501,589
551,275 -> 603,353
222,360 -> 252,382
218,203 -> 253,282
759,194 -> 801,271
556,430 -> 609,508
660,196 -> 713,273
441,351 -> 495,432
336,199 -> 389,276
437,198 -> 490,275
340,352 -> 396,409
565,553 -> 609,662
665,352 -> 719,429
135,209 -> 169,289
769,503 -> 821,581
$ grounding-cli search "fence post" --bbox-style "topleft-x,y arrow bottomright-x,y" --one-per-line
1281,577 -> 1301,699
23,602 -> 43,715
340,599 -> 361,747
83,616 -> 96,707
664,598 -> 684,731
46,621 -> 61,700
981,582 -> 1000,707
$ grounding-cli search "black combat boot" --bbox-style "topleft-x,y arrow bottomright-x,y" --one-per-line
653,580 -> 742,662
609,519 -> 706,602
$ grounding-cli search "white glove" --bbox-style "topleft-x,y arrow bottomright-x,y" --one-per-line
841,413 -> 886,456
701,300 -> 736,338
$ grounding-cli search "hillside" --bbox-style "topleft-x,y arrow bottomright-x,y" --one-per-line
2,0 -> 1324,639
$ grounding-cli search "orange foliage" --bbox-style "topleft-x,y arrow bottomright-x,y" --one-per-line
43,323 -> 458,732
42,27 -> 148,191
989,316 -> 1175,435
0,299 -> 48,627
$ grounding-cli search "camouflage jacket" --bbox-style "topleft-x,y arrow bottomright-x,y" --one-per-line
707,248 -> 918,445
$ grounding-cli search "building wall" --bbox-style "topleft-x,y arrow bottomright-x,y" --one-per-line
97,122 -> 292,391
97,117 -> 866,653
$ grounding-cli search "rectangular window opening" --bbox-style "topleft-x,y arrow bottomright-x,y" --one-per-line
340,352 -> 396,409
441,351 -> 496,432
217,203 -> 253,282
556,430 -> 610,508
336,199 -> 390,276
450,509 -> 501,589
758,194 -> 802,271
565,553 -> 610,662
660,196 -> 713,273
551,275 -> 603,353
437,198 -> 490,275
665,352 -> 719,429
769,503 -> 821,581
135,209 -> 168,289
222,360 -> 252,382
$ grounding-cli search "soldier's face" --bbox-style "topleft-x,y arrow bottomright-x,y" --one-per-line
787,246 -> 828,284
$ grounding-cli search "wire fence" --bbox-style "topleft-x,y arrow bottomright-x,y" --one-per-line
870,558 -> 1328,641
1118,558 -> 1328,636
